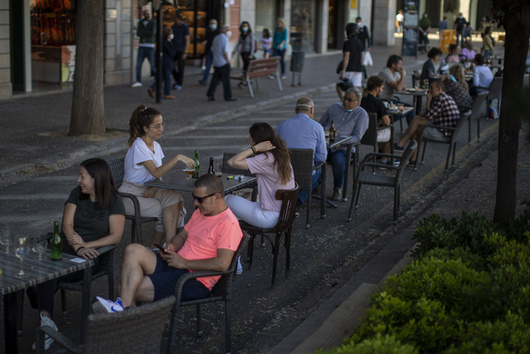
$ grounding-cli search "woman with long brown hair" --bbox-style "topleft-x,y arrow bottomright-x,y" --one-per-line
119,105 -> 194,249
226,122 -> 295,229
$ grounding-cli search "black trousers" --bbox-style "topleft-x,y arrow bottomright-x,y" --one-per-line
207,64 -> 232,100
172,52 -> 186,86
241,51 -> 252,72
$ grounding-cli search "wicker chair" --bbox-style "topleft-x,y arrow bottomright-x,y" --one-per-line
222,152 -> 258,201
289,149 -> 327,229
108,157 -> 157,245
414,110 -> 472,171
36,295 -> 176,354
348,140 -> 417,224
360,112 -> 395,173
464,90 -> 489,143
166,233 -> 250,354
239,184 -> 300,287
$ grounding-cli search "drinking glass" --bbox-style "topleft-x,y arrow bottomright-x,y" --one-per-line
215,162 -> 223,178
185,167 -> 195,180
34,236 -> 47,260
15,237 -> 27,277
0,225 -> 12,253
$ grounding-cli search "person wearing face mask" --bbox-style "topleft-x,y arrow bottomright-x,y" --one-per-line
319,88 -> 369,200
480,15 -> 491,39
198,19 -> 220,86
207,25 -> 237,101
355,17 -> 371,79
453,13 -> 467,47
233,21 -> 255,74
171,13 -> 190,90
271,18 -> 288,79
419,13 -> 431,53
148,27 -> 176,99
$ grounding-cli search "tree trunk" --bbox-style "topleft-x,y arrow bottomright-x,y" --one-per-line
493,14 -> 528,222
69,0 -> 105,136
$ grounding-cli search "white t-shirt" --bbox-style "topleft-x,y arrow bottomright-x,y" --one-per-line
473,65 -> 494,88
124,137 -> 164,184
378,67 -> 401,101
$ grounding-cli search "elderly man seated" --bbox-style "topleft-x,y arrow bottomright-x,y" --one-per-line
276,97 -> 327,205
94,174 -> 243,312
319,87 -> 369,200
394,80 -> 460,163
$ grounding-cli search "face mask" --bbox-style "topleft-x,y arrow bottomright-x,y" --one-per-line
357,22 -> 362,27
482,18 -> 486,21
170,34 -> 174,40
342,103 -> 353,112
209,24 -> 217,30
242,27 -> 248,32
459,16 -> 463,18
278,24 -> 282,28
226,31 -> 232,38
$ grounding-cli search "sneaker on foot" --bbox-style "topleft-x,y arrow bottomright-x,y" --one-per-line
147,88 -> 154,98
378,159 -> 390,170
131,82 -> 142,87
198,80 -> 206,86
331,187 -> 342,201
267,74 -> 275,79
394,143 -> 405,151
92,296 -> 124,314
280,74 -> 287,79
32,313 -> 58,351
172,84 -> 182,90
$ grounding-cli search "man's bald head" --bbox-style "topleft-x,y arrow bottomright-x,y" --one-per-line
295,97 -> 314,118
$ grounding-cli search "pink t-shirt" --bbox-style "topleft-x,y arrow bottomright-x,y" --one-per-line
181,208 -> 243,290
246,153 -> 295,213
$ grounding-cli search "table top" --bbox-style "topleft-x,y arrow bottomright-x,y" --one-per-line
396,89 -> 428,96
388,106 -> 414,115
0,250 -> 93,295
328,135 -> 351,149
145,169 -> 256,194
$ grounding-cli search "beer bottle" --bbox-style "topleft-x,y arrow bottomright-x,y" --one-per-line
329,120 -> 336,143
208,157 -> 215,174
51,221 -> 62,261
194,150 -> 200,179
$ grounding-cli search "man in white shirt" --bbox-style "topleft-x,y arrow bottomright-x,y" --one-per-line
206,25 -> 237,101
378,55 -> 415,124
472,53 -> 494,88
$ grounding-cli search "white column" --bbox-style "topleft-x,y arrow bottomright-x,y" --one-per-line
372,0 -> 396,46
358,0 -> 373,30
318,0 -> 329,54
240,0 -> 256,30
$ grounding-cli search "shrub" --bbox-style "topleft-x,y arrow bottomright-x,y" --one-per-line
315,333 -> 418,354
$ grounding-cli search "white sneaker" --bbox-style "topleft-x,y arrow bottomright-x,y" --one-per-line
236,256 -> 243,275
32,313 -> 58,351
92,296 -> 124,314
131,82 -> 142,87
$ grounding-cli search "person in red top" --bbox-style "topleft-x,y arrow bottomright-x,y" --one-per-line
115,174 -> 243,308
394,80 -> 460,163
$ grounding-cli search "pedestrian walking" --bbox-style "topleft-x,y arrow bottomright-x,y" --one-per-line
148,27 -> 176,99
355,17 -> 371,79
198,19 -> 220,86
207,25 -> 237,102
171,13 -> 190,90
454,13 -> 467,47
271,18 -> 288,79
419,13 -> 431,53
232,21 -> 255,74
132,9 -> 156,87
337,22 -> 364,100
438,16 -> 448,43
260,28 -> 272,59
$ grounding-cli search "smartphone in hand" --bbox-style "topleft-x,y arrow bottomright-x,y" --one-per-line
153,243 -> 168,254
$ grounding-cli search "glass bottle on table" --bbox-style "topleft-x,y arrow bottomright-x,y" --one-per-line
194,150 -> 200,179
329,120 -> 336,143
208,157 -> 215,174
51,221 -> 62,261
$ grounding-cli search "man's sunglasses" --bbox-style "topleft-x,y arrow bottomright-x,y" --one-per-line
192,192 -> 217,204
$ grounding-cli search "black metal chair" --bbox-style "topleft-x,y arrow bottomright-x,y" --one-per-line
37,295 -> 176,354
239,184 -> 300,287
166,233 -> 250,354
289,149 -> 327,229
108,157 -> 156,245
462,90 -> 489,144
414,110 -> 472,171
348,140 -> 417,224
361,112 -> 395,173
222,152 -> 257,201
480,76 -> 502,118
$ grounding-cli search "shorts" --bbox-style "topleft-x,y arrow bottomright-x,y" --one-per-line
148,252 -> 210,302
377,127 -> 392,143
343,71 -> 363,87
119,179 -> 186,232
423,127 -> 448,141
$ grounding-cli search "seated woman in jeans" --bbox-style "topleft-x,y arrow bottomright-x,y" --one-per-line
29,158 -> 125,350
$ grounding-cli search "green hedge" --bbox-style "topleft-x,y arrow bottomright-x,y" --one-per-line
316,203 -> 530,354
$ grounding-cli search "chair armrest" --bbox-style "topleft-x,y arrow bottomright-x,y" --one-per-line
361,152 -> 402,163
360,162 -> 400,170
312,161 -> 325,171
174,269 -> 232,301
97,244 -> 117,255
119,192 -> 143,244
37,325 -> 81,354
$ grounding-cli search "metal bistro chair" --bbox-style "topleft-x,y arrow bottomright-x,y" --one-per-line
361,112 -> 395,173
240,184 -> 300,287
480,76 -> 503,118
462,90 -> 488,144
166,233 -> 250,354
348,140 -> 417,224
414,110 -> 472,171
108,157 -> 156,245
36,295 -> 176,354
289,149 -> 327,229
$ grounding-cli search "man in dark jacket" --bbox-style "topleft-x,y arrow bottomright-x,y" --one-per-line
132,9 -> 156,87
198,19 -> 220,86
171,13 -> 190,90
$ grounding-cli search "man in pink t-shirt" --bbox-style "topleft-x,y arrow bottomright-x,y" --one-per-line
117,174 -> 243,307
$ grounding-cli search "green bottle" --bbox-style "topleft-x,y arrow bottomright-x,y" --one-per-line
194,150 -> 200,179
51,221 -> 62,261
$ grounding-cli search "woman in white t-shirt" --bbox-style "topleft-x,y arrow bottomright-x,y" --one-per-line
225,122 -> 295,229
119,105 -> 195,248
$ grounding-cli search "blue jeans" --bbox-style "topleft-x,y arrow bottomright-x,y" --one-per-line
328,149 -> 351,188
201,50 -> 213,82
136,46 -> 156,83
484,50 -> 492,59
273,48 -> 286,75
456,30 -> 464,46
298,169 -> 322,204
151,70 -> 172,96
